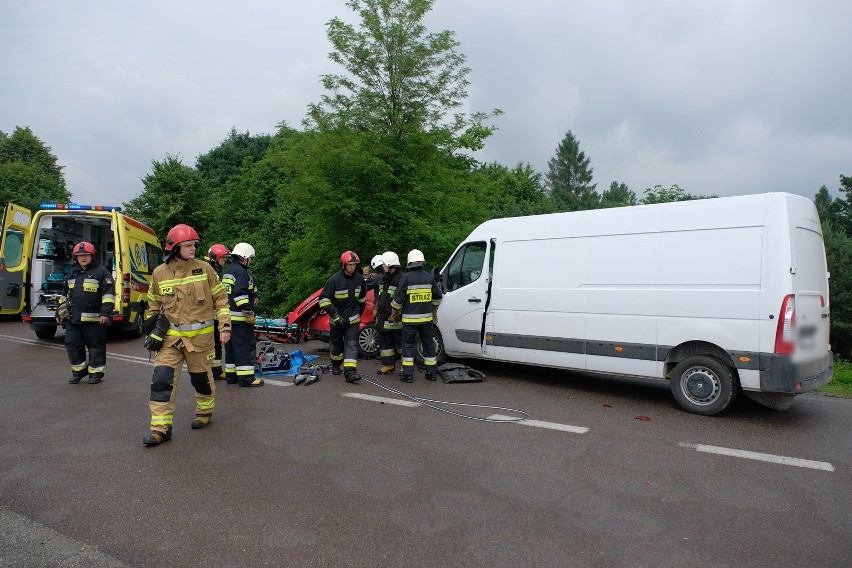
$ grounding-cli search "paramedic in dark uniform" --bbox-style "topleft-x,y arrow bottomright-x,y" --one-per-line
59,241 -> 115,384
142,224 -> 231,447
390,249 -> 442,382
375,251 -> 403,375
318,250 -> 366,383
206,243 -> 230,380
222,242 -> 263,387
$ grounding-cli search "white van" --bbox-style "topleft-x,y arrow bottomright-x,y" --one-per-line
435,192 -> 832,415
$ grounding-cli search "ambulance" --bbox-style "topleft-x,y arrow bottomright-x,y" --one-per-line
0,202 -> 162,339
435,192 -> 833,415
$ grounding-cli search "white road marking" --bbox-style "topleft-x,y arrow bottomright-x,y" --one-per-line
488,414 -> 589,433
261,378 -> 292,387
679,442 -> 834,472
341,392 -> 421,407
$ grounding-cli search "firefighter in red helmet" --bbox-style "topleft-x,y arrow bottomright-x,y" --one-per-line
58,241 -> 115,384
318,250 -> 366,382
142,224 -> 232,446
205,243 -> 230,379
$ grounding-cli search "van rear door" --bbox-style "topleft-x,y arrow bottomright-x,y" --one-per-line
790,218 -> 831,361
0,203 -> 33,314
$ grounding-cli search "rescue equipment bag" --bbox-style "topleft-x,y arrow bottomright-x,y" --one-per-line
436,363 -> 486,384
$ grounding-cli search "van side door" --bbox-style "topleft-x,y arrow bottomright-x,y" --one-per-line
0,203 -> 33,314
437,241 -> 489,357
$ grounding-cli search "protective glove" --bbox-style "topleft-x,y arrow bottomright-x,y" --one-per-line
56,296 -> 70,323
140,313 -> 159,335
388,309 -> 401,324
244,311 -> 256,326
329,313 -> 345,327
144,315 -> 170,352
431,306 -> 439,325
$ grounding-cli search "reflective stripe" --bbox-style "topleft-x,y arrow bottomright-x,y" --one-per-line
348,314 -> 361,324
390,300 -> 402,310
330,354 -> 344,361
102,294 -> 116,301
402,314 -> 432,323
211,283 -> 226,295
402,358 -> 414,367
151,415 -> 173,427
147,292 -> 162,302
158,274 -> 208,288
383,322 -> 402,330
236,366 -> 255,376
88,365 -> 105,373
234,294 -> 250,306
166,320 -> 215,337
196,399 -> 215,411
71,362 -> 87,372
343,359 -> 357,368
80,312 -> 101,322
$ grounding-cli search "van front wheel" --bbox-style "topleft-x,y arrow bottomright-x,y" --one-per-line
670,356 -> 738,416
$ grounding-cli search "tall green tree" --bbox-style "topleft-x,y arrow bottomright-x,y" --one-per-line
599,181 -> 636,208
308,0 -> 500,152
123,154 -> 206,240
545,130 -> 598,211
0,126 -> 71,212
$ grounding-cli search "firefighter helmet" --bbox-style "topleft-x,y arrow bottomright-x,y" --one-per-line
231,242 -> 255,260
370,255 -> 385,269
72,241 -> 96,257
381,251 -> 401,268
407,249 -> 425,268
165,224 -> 200,252
208,244 -> 230,261
340,250 -> 360,266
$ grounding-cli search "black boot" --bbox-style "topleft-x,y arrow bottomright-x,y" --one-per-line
344,372 -> 361,384
143,427 -> 172,447
191,415 -> 211,429
401,374 -> 414,383
425,372 -> 437,381
331,366 -> 342,376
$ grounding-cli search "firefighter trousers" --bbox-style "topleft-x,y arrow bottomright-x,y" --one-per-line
224,322 -> 256,386
211,320 -> 224,379
148,342 -> 215,434
401,322 -> 437,378
64,322 -> 107,380
329,323 -> 359,377
378,325 -> 402,370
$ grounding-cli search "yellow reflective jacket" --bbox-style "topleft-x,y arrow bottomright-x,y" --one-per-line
146,258 -> 231,352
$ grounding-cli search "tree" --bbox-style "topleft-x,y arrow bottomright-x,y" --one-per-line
308,0 -> 500,152
123,155 -> 207,240
639,184 -> 717,204
0,126 -> 71,212
545,130 -> 598,211
599,181 -> 636,209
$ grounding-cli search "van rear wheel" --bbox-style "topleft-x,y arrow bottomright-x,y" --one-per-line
670,355 -> 738,416
35,325 -> 57,340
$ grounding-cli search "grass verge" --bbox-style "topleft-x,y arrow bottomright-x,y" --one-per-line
817,357 -> 852,398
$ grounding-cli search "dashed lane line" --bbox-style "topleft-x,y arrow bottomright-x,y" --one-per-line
341,392 -> 422,407
488,414 -> 589,433
680,442 -> 834,472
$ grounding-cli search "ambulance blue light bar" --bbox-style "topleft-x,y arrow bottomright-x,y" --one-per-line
40,203 -> 122,212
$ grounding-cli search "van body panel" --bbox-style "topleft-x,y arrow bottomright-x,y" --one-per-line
0,203 -> 33,314
436,192 -> 833,413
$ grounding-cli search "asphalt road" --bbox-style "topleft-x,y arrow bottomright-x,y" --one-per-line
0,318 -> 850,568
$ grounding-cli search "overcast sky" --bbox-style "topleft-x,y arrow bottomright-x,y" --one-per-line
2,0 -> 850,207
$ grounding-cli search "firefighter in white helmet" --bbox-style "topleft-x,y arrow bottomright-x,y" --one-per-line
365,254 -> 386,291
375,251 -> 403,375
222,242 -> 263,387
389,249 -> 442,382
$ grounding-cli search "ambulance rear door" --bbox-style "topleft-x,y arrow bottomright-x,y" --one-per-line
0,203 -> 33,314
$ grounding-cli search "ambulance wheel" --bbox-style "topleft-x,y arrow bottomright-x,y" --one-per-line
35,325 -> 57,340
127,313 -> 144,338
670,355 -> 738,416
357,323 -> 379,359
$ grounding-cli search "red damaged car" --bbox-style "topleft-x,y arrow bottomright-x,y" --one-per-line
286,288 -> 379,358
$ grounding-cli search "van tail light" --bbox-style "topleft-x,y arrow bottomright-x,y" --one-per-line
774,294 -> 795,355
819,295 -> 825,307
122,273 -> 131,304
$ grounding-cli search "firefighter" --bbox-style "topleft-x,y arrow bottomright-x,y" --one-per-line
390,249 -> 442,383
59,241 -> 115,384
206,244 -> 230,380
365,254 -> 386,291
222,242 -> 263,387
318,250 -> 366,383
142,224 -> 231,447
375,251 -> 403,375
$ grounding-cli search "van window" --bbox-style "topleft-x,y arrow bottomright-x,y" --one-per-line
2,228 -> 24,267
146,243 -> 162,269
446,241 -> 487,292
